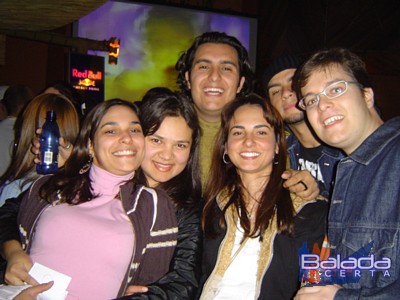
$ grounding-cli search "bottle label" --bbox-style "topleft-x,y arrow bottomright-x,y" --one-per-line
43,150 -> 54,164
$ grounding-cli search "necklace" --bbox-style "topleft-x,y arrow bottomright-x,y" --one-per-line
241,188 -> 262,219
245,201 -> 260,219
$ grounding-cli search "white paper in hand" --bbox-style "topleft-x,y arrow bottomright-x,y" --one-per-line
29,262 -> 71,300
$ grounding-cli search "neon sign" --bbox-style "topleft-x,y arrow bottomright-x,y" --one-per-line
71,69 -> 102,80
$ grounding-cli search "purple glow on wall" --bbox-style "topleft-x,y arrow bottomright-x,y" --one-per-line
76,1 -> 257,101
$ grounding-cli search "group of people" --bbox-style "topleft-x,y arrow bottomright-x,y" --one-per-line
0,31 -> 398,300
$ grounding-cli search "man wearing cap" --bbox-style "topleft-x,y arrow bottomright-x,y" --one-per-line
261,55 -> 343,200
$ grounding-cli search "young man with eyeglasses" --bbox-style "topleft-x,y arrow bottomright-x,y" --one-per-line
262,55 -> 343,200
294,47 -> 400,299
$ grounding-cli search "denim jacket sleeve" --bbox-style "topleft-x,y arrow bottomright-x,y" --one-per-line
334,278 -> 400,299
333,227 -> 400,300
117,204 -> 203,300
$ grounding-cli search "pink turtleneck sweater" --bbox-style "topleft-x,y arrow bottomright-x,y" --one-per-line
29,165 -> 135,300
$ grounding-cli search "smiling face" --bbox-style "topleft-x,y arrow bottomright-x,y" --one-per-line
226,104 -> 278,179
302,64 -> 377,154
267,68 -> 304,124
185,43 -> 245,123
141,116 -> 192,187
89,105 -> 145,175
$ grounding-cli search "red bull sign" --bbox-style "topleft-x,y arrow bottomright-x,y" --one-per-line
69,53 -> 104,105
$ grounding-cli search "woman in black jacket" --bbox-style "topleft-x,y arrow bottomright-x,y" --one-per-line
122,90 -> 203,299
199,93 -> 327,300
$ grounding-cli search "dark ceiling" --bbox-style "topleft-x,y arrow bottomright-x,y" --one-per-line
257,0 -> 400,75
0,1 -> 107,31
256,0 -> 400,120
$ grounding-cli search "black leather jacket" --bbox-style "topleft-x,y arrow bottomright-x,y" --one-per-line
0,194 -> 21,251
0,194 -> 21,283
119,205 -> 203,300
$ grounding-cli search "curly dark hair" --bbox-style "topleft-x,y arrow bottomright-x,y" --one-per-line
175,31 -> 254,97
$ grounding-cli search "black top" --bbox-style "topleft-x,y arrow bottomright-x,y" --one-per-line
198,199 -> 328,300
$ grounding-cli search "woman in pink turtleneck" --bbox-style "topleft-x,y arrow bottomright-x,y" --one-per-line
9,99 -> 178,299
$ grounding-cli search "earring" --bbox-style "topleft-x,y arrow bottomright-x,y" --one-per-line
79,155 -> 93,174
273,154 -> 279,165
222,151 -> 230,164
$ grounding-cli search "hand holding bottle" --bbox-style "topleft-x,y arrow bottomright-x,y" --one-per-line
36,111 -> 60,174
32,131 -> 73,169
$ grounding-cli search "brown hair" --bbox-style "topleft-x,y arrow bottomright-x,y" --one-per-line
294,48 -> 373,100
136,91 -> 202,210
0,93 -> 80,188
202,93 -> 294,240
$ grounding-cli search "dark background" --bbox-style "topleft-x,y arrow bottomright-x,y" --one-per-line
0,0 -> 399,120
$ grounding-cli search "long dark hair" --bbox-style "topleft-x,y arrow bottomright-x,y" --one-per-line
39,99 -> 141,204
136,91 -> 202,210
202,93 -> 294,239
